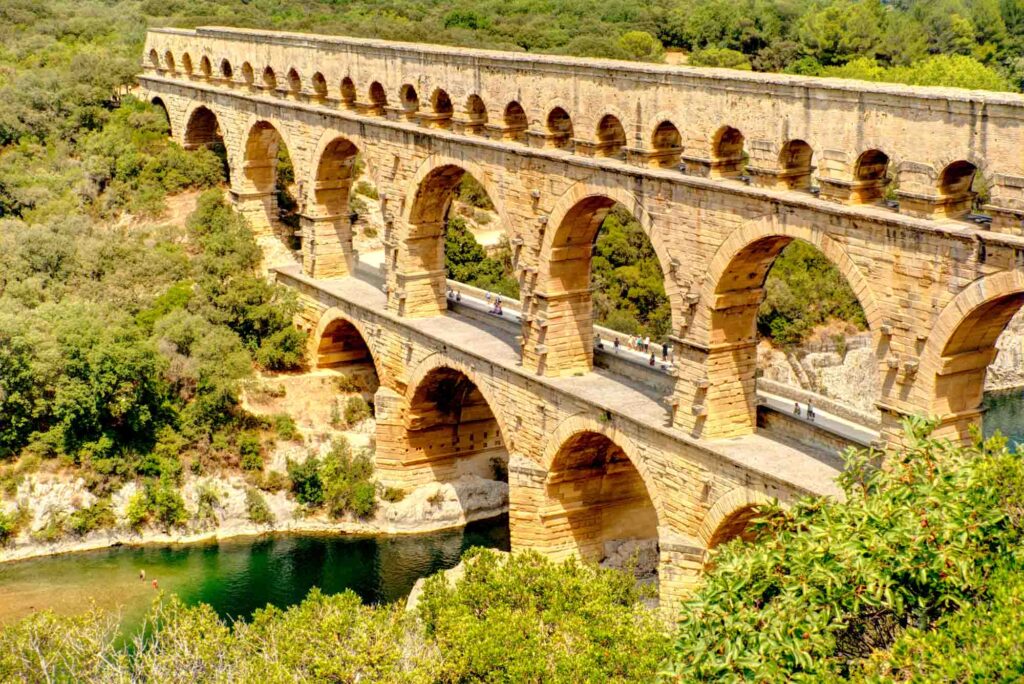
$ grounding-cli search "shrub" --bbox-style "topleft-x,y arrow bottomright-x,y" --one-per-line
321,438 -> 376,519
238,431 -> 263,471
31,509 -> 68,543
333,374 -> 366,394
363,224 -> 378,238
287,456 -> 323,507
354,180 -> 378,199
381,486 -> 406,503
67,499 -> 116,536
255,327 -> 307,370
0,509 -> 17,546
273,414 -> 299,442
343,396 -> 371,427
260,470 -> 289,492
126,479 -> 188,531
194,481 -> 221,528
245,488 -> 274,526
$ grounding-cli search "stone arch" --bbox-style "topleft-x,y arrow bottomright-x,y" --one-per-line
181,53 -> 194,75
595,114 -> 626,158
462,94 -> 488,134
698,487 -> 775,549
778,139 -> 814,190
546,107 -> 574,149
148,48 -> 160,69
240,62 -> 254,86
311,72 -> 328,100
262,66 -> 277,91
199,56 -> 212,79
183,104 -> 227,155
305,134 -> 364,278
400,83 -> 420,116
311,307 -> 385,383
695,216 -> 881,438
287,68 -> 302,96
238,118 -> 299,238
501,101 -> 528,142
220,58 -> 233,81
150,97 -> 171,131
711,125 -> 745,177
396,354 -> 511,484
394,155 -> 512,318
938,159 -> 978,203
650,120 -> 683,168
368,81 -> 387,112
529,183 -> 682,377
850,148 -> 891,204
539,416 -> 663,566
163,51 -> 176,74
340,76 -> 356,106
428,88 -> 453,128
917,270 -> 1024,442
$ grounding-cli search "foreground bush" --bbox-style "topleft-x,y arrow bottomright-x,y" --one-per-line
663,421 -> 1024,681
0,551 -> 666,682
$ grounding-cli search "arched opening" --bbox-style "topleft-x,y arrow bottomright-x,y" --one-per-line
241,62 -> 254,86
530,197 -> 671,378
150,97 -> 170,131
852,149 -> 891,204
262,66 -> 277,92
148,49 -> 159,69
399,84 -> 419,118
315,318 -> 380,390
501,101 -> 528,142
181,53 -> 193,75
708,505 -> 760,549
465,94 -> 487,130
936,160 -> 979,217
595,114 -> 626,158
546,107 -> 574,149
368,82 -> 387,114
199,56 -> 212,79
650,120 -> 682,168
163,51 -> 176,74
340,77 -> 356,107
711,125 -> 746,178
545,431 -> 658,578
428,88 -> 453,128
705,235 -> 871,441
220,59 -> 233,81
287,68 -> 302,97
403,367 -> 509,485
398,165 -> 510,318
183,106 -> 229,178
307,137 -> 363,278
778,139 -> 814,190
311,72 -> 328,101
241,121 -> 300,254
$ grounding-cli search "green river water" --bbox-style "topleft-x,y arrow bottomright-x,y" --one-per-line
0,516 -> 509,631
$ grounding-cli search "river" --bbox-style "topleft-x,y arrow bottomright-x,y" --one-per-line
984,389 -> 1024,447
0,516 -> 509,630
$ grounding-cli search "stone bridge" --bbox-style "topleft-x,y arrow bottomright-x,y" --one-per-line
140,27 -> 1024,601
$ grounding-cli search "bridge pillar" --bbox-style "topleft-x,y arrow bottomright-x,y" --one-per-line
658,529 -> 707,609
986,174 -> 1024,235
389,220 -> 447,318
520,288 -> 594,376
231,188 -> 278,238
299,212 -> 355,279
896,163 -> 975,219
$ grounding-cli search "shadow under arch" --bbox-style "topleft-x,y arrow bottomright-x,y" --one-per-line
311,306 -> 386,385
916,270 -> 1024,443
530,183 -> 682,377
693,216 -> 882,439
538,416 -> 663,570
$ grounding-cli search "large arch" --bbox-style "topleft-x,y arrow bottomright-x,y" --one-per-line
695,216 -> 881,439
304,134 -> 363,278
917,270 -> 1024,443
311,307 -> 385,382
527,183 -> 681,377
183,104 -> 225,152
237,119 -> 299,243
393,156 -> 509,318
537,418 -> 662,573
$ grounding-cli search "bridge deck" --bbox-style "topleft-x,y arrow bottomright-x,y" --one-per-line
281,265 -> 845,499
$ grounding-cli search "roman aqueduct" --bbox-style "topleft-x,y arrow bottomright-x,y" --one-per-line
140,26 -> 1024,602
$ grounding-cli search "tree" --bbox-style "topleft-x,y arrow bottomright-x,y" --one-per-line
617,31 -> 665,61
689,46 -> 753,69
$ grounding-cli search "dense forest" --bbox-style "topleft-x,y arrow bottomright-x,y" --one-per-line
2,1 -> 1024,680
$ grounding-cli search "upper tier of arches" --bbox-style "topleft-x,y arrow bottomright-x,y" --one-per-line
145,48 -> 1001,221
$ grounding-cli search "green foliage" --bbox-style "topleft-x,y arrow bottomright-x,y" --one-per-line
664,422 -> 1024,680
125,478 -> 187,531
354,179 -> 378,199
273,413 -> 299,441
758,240 -> 867,345
689,47 -> 752,69
245,487 -> 274,525
194,481 -> 221,528
0,508 -> 18,546
238,431 -> 264,471
381,486 -> 406,503
444,216 -> 520,298
343,396 -> 372,427
287,456 -> 324,507
419,549 -> 670,682
457,174 -> 494,210
618,31 -> 666,61
320,437 -> 376,519
818,54 -> 1013,91
67,498 -> 116,536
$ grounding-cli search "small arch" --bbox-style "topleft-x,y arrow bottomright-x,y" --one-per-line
400,83 -> 419,115
312,308 -> 385,388
148,49 -> 160,69
262,66 -> 277,91
220,59 -> 233,81
595,114 -> 626,159
854,149 -> 890,182
311,72 -> 328,100
199,56 -> 212,79
181,53 -> 194,75
546,107 -> 574,149
650,120 -> 682,168
778,139 -> 814,190
340,77 -> 356,106
464,94 -> 488,133
502,101 -> 528,142
314,318 -> 380,392
938,160 -> 977,196
707,505 -> 761,549
366,81 -> 385,112
429,88 -> 453,128
711,125 -> 745,177
241,62 -> 254,86
163,51 -> 176,74
287,68 -> 302,96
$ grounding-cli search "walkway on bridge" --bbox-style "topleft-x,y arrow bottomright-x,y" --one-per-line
281,264 -> 846,499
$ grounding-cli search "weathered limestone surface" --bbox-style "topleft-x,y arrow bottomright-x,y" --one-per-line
140,27 -> 1024,603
